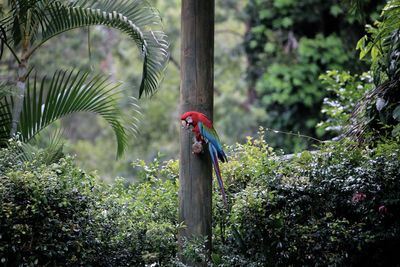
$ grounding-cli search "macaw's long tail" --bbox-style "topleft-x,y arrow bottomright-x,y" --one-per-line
209,142 -> 228,207
208,143 -> 245,249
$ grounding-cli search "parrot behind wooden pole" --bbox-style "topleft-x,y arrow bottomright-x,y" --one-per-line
181,111 -> 228,206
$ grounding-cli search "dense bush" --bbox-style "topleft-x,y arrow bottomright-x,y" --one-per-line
1,134 -> 400,266
0,146 -> 178,266
213,133 -> 400,266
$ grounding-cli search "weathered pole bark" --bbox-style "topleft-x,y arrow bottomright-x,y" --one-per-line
179,0 -> 214,265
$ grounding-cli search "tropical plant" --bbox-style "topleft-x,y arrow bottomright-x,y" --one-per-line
352,0 -> 400,141
0,0 -> 168,157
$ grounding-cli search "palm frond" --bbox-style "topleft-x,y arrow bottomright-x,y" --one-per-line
29,128 -> 65,164
0,100 -> 12,146
70,0 -> 162,28
1,0 -> 168,97
6,129 -> 65,164
0,84 -> 14,147
124,96 -> 142,138
1,0 -> 46,46
347,77 -> 400,141
0,25 -> 5,59
0,22 -> 20,62
350,1 -> 400,141
18,69 -> 130,158
380,1 -> 400,35
33,0 -> 168,97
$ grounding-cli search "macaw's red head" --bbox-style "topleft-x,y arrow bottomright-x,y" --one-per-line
181,111 -> 212,129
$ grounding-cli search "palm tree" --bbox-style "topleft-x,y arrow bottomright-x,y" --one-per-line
0,0 -> 168,157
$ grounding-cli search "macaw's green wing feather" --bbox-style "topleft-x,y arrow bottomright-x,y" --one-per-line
198,122 -> 227,162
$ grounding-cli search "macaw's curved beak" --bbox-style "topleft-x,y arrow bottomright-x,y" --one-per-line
181,120 -> 187,128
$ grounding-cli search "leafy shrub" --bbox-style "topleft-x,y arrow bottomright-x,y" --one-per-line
2,133 -> 400,266
0,149 -> 179,266
351,0 -> 400,141
214,135 -> 400,266
318,70 -> 374,136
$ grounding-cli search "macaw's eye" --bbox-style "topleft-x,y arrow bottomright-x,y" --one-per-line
181,120 -> 187,127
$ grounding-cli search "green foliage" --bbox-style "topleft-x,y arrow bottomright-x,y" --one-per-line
256,34 -> 350,148
1,0 -> 168,97
212,135 -> 400,266
258,35 -> 348,107
357,0 -> 400,83
127,132 -> 399,266
353,0 -> 400,141
318,70 -> 374,136
0,150 -> 179,266
244,0 -> 383,151
22,70 -> 129,157
178,235 -> 209,266
0,0 -> 168,158
2,131 -> 400,265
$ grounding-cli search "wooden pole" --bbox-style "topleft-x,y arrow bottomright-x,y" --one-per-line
179,0 -> 214,265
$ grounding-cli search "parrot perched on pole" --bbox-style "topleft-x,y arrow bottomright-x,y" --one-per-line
181,111 -> 228,206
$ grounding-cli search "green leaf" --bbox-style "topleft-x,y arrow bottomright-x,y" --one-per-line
357,36 -> 372,60
370,46 -> 380,62
17,69 -> 132,158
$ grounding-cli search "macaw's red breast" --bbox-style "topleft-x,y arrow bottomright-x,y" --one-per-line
181,111 -> 213,128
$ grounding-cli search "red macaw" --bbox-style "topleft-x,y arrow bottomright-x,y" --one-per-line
181,111 -> 228,206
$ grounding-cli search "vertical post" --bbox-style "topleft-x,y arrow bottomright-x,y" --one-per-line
179,0 -> 214,265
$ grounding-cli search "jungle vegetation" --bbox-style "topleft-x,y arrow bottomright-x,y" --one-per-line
1,0 -> 400,266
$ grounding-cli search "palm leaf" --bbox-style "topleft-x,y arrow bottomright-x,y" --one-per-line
1,0 -> 45,46
33,0 -> 168,98
17,69 -> 130,158
0,84 -> 14,146
4,128 -> 65,164
23,128 -> 65,164
0,99 -> 12,146
1,0 -> 168,97
0,25 -> 5,59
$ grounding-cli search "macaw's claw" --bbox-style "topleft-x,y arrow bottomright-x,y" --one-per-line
192,142 -> 203,154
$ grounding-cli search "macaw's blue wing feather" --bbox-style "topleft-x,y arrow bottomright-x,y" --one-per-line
209,142 -> 228,206
198,122 -> 228,205
198,122 -> 227,162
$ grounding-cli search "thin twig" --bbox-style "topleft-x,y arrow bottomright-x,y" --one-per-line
265,127 -> 324,143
